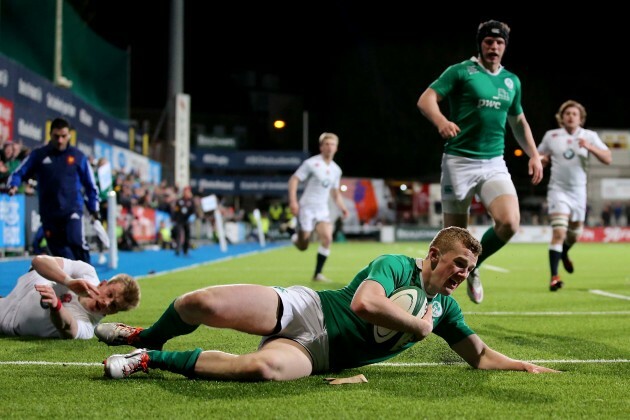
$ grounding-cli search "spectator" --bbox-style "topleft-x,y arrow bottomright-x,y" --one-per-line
171,186 -> 198,256
7,118 -> 100,263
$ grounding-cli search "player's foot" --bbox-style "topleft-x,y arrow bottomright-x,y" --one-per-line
313,273 -> 332,283
103,348 -> 150,379
98,254 -> 107,265
561,253 -> 574,274
549,275 -> 564,292
95,322 -> 162,350
466,268 -> 483,304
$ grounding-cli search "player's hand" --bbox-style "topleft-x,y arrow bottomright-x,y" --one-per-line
437,121 -> 460,139
66,278 -> 101,298
7,186 -> 18,196
523,362 -> 561,373
528,157 -> 543,185
34,284 -> 59,309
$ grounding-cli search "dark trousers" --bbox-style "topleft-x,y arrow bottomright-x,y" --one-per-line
173,222 -> 191,255
42,214 -> 90,263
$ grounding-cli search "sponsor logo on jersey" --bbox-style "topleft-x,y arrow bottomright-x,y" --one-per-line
478,99 -> 502,109
563,149 -> 576,160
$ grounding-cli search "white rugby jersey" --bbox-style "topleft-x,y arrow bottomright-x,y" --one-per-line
0,259 -> 103,339
293,154 -> 343,208
537,127 -> 609,189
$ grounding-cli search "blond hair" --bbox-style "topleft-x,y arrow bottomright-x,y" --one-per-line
319,132 -> 339,146
108,273 -> 141,311
555,100 -> 587,127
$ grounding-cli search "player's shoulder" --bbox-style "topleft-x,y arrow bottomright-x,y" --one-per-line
498,67 -> 521,86
442,59 -> 474,75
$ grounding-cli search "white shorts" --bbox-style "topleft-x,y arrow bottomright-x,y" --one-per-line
547,187 -> 586,222
297,205 -> 331,232
260,286 -> 329,372
440,154 -> 517,214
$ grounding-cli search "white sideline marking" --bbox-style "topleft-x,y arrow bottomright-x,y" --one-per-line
1,359 -> 629,368
375,359 -> 630,367
0,361 -> 101,366
589,289 -> 630,301
464,311 -> 630,316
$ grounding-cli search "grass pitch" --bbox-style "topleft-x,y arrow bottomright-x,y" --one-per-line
1,241 -> 629,419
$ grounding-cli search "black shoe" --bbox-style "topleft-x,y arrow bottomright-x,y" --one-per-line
549,276 -> 564,292
561,254 -> 574,274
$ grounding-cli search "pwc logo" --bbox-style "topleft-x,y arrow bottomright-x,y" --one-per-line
477,99 -> 502,109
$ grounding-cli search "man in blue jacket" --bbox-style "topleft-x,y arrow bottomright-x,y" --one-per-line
8,117 -> 100,263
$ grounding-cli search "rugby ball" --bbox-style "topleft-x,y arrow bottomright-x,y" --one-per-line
373,286 -> 428,351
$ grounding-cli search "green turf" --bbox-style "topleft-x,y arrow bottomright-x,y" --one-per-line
1,241 -> 629,418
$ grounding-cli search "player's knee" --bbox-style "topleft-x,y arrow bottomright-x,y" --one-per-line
241,355 -> 280,381
176,289 -> 219,319
494,216 -> 519,237
567,226 -> 583,243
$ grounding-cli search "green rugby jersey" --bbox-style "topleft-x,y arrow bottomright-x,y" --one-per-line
429,57 -> 523,159
317,254 -> 474,370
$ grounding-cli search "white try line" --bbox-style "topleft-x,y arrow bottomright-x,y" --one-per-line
2,359 -> 629,368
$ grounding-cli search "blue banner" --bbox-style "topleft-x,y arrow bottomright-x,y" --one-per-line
0,194 -> 25,248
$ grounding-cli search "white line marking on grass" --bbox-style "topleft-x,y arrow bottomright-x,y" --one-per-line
481,264 -> 509,273
464,311 -> 630,316
0,361 -> 101,366
590,289 -> 630,301
3,359 -> 629,368
374,359 -> 630,367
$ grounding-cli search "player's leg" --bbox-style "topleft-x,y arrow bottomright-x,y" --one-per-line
193,338 -> 312,381
441,154 -> 481,302
105,337 -> 312,380
562,221 -> 583,274
312,220 -> 333,281
478,177 -> 519,267
292,207 -> 314,251
548,213 -> 568,291
96,284 -> 281,349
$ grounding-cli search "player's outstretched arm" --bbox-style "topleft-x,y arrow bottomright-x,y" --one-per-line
451,334 -> 561,373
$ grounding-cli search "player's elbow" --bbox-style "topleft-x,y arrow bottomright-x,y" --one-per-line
349,297 -> 373,319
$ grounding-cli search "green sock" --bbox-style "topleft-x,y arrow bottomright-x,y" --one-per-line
140,301 -> 199,345
147,348 -> 203,378
477,227 -> 506,267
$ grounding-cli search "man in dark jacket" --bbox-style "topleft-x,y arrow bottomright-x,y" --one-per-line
8,117 -> 100,263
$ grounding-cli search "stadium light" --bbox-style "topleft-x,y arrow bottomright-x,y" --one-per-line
273,120 -> 286,129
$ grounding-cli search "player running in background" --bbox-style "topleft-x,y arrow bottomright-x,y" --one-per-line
288,132 -> 349,282
537,100 -> 611,291
417,20 -> 543,304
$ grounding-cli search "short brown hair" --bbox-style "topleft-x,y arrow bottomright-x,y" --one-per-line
555,100 -> 587,127
429,226 -> 482,257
